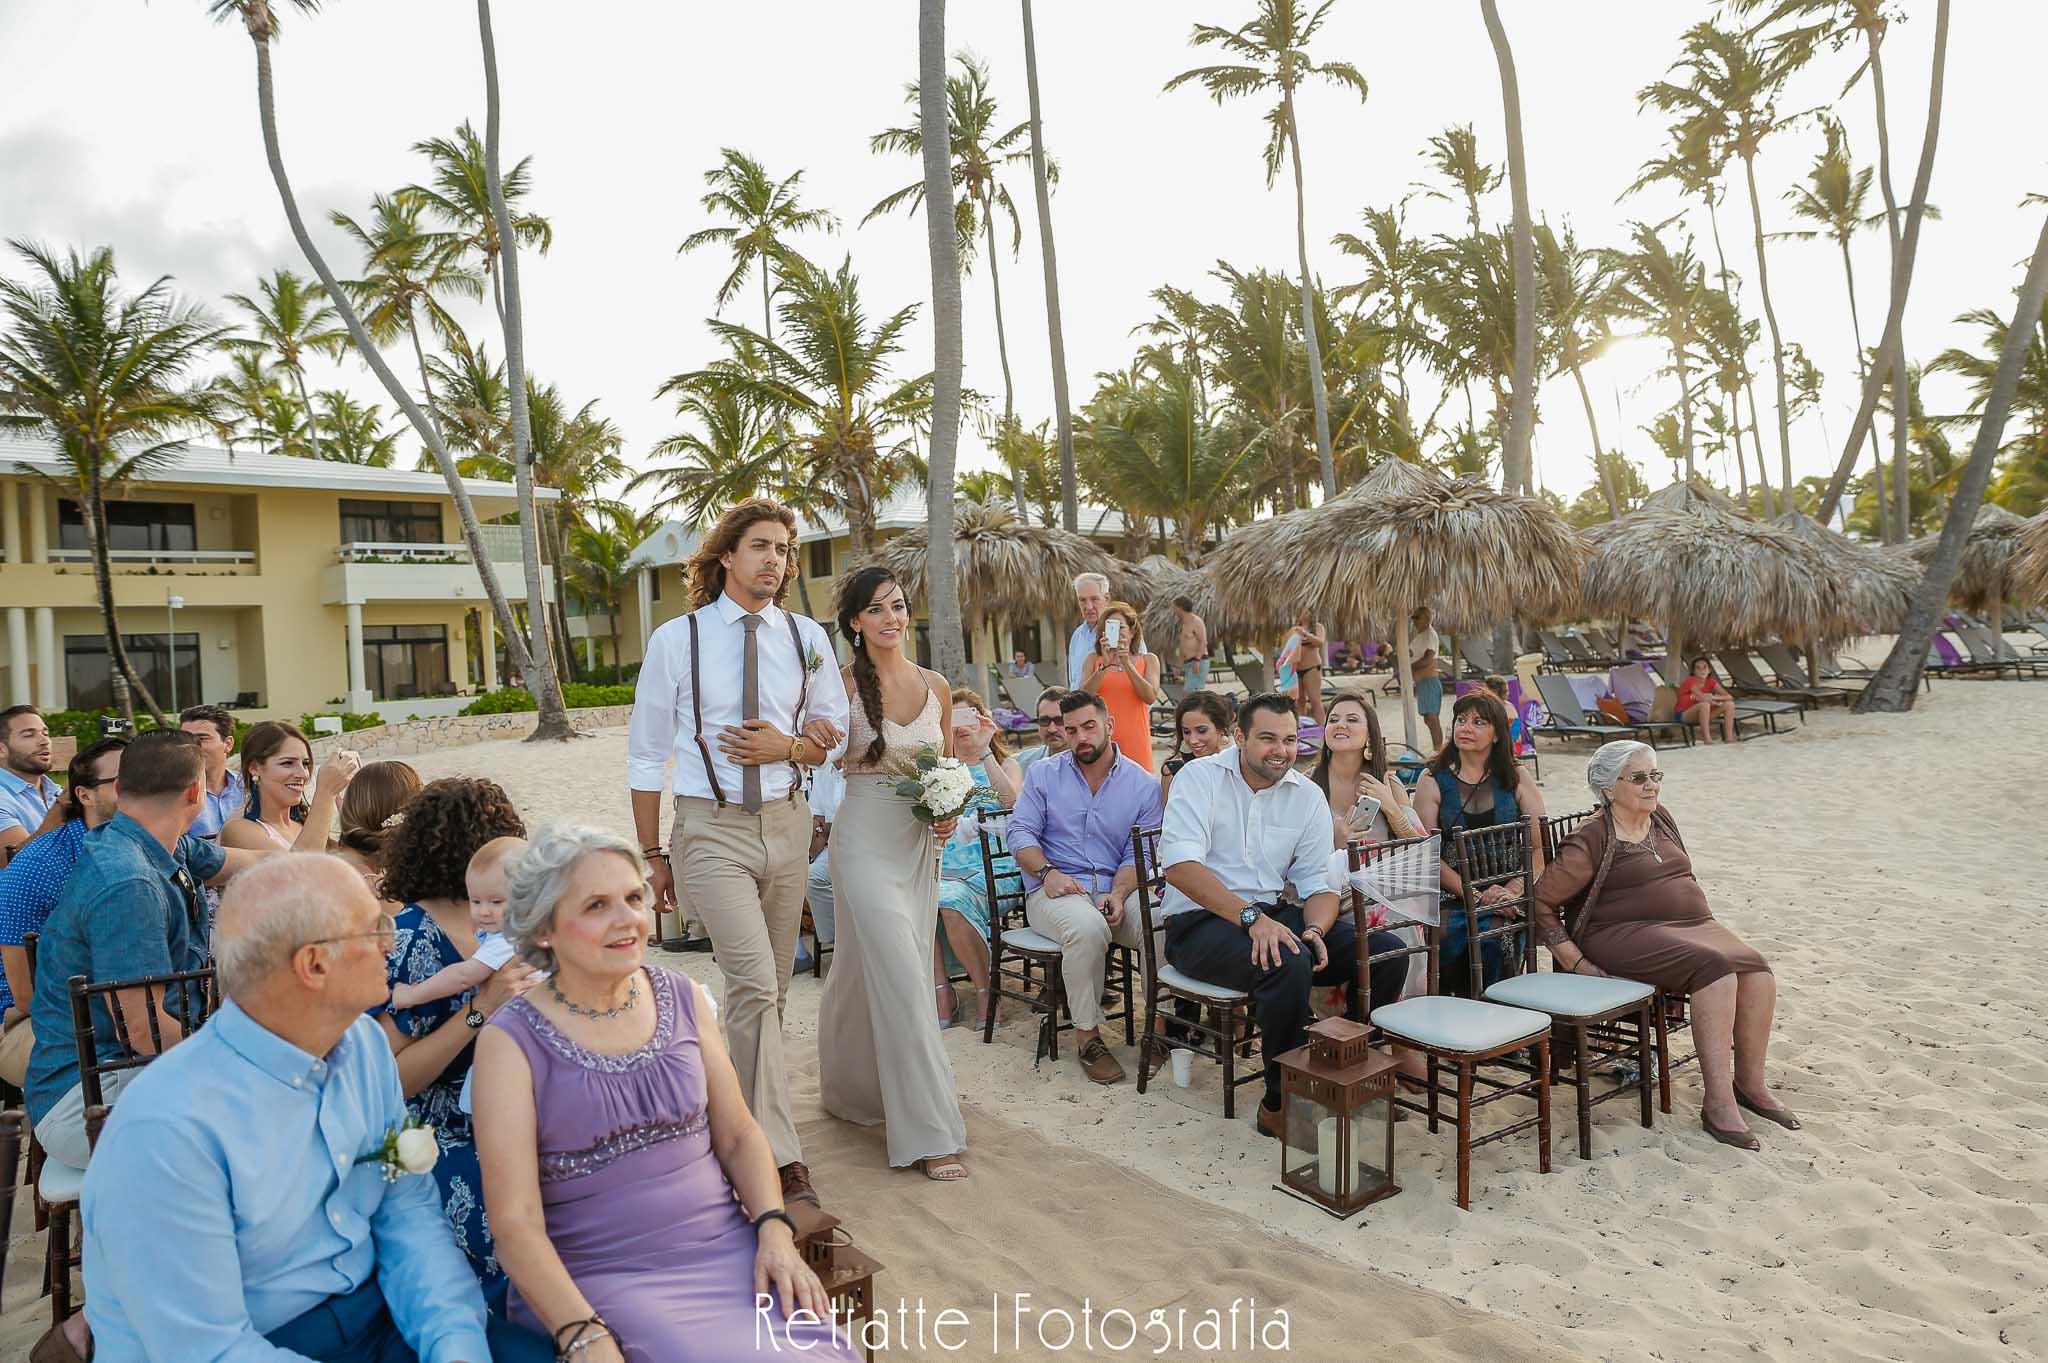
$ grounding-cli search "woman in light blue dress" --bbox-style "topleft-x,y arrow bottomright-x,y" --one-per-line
934,688 -> 1023,1030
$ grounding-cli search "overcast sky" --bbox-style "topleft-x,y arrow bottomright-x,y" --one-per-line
2,2 -> 2042,516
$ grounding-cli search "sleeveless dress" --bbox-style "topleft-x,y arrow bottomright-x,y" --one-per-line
493,967 -> 859,1362
1093,654 -> 1158,770
1430,766 -> 1522,998
820,687 -> 970,1166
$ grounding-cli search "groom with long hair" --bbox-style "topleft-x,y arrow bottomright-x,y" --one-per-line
628,498 -> 848,1206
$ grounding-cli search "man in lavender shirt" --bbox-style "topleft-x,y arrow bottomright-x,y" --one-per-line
1006,690 -> 1163,1086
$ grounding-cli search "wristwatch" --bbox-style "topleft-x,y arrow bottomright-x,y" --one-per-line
1238,904 -> 1263,930
464,1007 -> 486,1030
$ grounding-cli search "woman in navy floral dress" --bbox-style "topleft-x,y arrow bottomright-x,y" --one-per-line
374,777 -> 531,1298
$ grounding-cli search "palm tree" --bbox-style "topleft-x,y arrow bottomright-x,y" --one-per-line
656,256 -> 933,556
1019,0 -> 1079,533
312,390 -> 398,466
209,348 -> 290,456
0,243 -> 227,724
524,381 -> 625,681
915,0 -> 968,681
223,267 -> 347,460
1536,222 -> 1625,518
1696,283 -> 1777,511
1199,263 -> 1312,510
1605,219 -> 1709,482
1333,202 -> 1430,415
566,504 -> 657,673
1078,367 -> 1271,560
1166,0 -> 1368,500
404,119 -> 552,330
867,51 -> 1043,441
1479,0 -> 1537,497
678,149 -> 837,343
1778,116 -> 1895,535
1135,284 -> 1215,416
1858,211 -> 2048,710
329,192 -> 482,431
1933,294 -> 2048,517
209,0 -> 552,725
1639,21 -> 1811,502
423,334 -> 512,473
1415,229 -> 1526,467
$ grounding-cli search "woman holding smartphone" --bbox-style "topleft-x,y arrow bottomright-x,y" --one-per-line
1078,601 -> 1160,771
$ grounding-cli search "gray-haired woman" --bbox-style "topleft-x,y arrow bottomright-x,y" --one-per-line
1532,742 -> 1795,1152
472,824 -> 856,1363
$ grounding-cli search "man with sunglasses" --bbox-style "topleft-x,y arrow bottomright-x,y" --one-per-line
1013,687 -> 1071,779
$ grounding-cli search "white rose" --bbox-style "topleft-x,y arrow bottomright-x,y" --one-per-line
396,1126 -> 439,1175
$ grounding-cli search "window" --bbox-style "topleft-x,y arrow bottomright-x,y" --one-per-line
808,540 -> 832,580
339,499 -> 442,546
58,500 -> 196,553
357,624 -> 450,700
64,633 -> 201,712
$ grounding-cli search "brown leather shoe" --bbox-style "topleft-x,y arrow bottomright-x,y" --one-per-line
779,1160 -> 820,1207
1077,1037 -> 1125,1085
1255,1100 -> 1286,1141
1735,1087 -> 1802,1130
1700,1113 -> 1760,1151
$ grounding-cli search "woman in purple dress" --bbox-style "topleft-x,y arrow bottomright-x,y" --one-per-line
474,825 -> 856,1363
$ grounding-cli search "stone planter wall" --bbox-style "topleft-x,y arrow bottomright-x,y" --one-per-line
309,705 -> 634,762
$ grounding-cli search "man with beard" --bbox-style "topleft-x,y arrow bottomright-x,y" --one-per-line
1157,692 -> 1358,1141
0,705 -> 59,858
1006,690 -> 1162,1085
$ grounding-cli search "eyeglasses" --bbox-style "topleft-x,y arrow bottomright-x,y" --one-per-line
75,775 -> 118,789
309,912 -> 399,949
1621,770 -> 1666,786
1035,715 -> 1061,725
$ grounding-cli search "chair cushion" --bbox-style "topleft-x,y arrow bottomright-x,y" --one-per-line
1159,964 -> 1249,1003
1369,996 -> 1548,1052
1484,972 -> 1654,1018
39,1155 -> 85,1205
999,926 -> 1062,955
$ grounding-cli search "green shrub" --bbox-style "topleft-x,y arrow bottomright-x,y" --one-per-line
458,684 -> 634,717
577,662 -> 642,687
297,711 -> 384,737
459,687 -> 537,716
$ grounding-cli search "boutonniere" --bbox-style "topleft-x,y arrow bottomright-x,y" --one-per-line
359,1118 -> 439,1183
801,644 -> 824,676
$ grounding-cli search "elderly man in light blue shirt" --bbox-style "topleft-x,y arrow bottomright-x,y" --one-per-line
0,704 -> 59,857
1065,572 -> 1111,689
73,854 -> 550,1363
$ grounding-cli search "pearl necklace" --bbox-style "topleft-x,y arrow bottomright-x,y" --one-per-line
548,975 -> 640,1020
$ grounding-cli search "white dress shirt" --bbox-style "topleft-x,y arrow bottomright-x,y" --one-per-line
1155,750 -> 1333,919
627,593 -> 850,801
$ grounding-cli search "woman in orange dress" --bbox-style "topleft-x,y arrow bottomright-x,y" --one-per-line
1076,600 -> 1160,771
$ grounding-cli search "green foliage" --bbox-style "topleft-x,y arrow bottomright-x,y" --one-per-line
576,662 -> 642,687
298,711 -> 384,737
459,684 -> 634,716
42,708 -> 263,749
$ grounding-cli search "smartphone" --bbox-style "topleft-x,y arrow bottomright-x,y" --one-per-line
1103,618 -> 1123,650
950,705 -> 980,734
1348,792 -> 1382,832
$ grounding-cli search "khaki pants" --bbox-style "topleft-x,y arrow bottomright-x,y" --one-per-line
672,794 -> 810,1167
1023,886 -> 1145,1033
0,1010 -> 31,1090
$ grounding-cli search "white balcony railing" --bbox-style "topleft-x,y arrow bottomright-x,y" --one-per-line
338,525 -> 538,565
46,548 -> 256,566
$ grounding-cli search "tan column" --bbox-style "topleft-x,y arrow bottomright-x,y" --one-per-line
33,608 -> 57,708
481,605 -> 498,690
5,609 -> 27,707
1,481 -> 19,565
24,484 -> 47,563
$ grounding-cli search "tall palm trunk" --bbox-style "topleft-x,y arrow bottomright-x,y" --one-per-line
1704,189 -> 1775,516
1020,0 -> 1078,534
982,209 -> 1017,429
1481,0 -> 1536,497
1816,0 -> 1949,523
1865,23 -> 1912,544
83,473 -> 165,725
919,0 -> 966,682
477,0 -> 572,739
1740,150 -> 1795,498
1282,89 -> 1335,500
1671,326 -> 1697,483
1838,239 -> 1892,539
290,363 -> 326,460
1567,346 -> 1621,519
237,14 -> 540,701
1727,393 -> 1750,502
545,505 -> 581,682
1743,376 -> 1776,511
1860,211 -> 2048,711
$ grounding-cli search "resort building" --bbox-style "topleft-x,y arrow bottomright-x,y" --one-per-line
0,436 -> 557,721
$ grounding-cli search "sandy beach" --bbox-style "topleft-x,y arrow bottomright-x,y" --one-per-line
6,673 -> 2045,1360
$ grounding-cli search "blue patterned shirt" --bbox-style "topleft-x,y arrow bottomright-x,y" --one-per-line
81,1004 -> 493,1363
0,818 -> 91,1014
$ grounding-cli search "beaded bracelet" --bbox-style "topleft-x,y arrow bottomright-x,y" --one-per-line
554,1315 -> 615,1360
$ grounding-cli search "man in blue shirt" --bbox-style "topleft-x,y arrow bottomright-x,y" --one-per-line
179,703 -> 245,841
1007,690 -> 1164,1086
72,854 -> 550,1363
1065,573 -> 1110,689
24,730 -> 267,1169
0,704 -> 60,858
0,736 -> 126,1089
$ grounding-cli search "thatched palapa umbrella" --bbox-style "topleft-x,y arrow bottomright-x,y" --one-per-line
1582,493 -> 1835,685
883,500 -> 1117,680
2015,510 -> 2048,605
1207,458 -> 1589,749
1772,511 -> 1918,683
1902,502 -> 2041,640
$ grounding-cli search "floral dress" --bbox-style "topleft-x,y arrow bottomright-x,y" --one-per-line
936,760 -> 1016,975
383,903 -> 499,1293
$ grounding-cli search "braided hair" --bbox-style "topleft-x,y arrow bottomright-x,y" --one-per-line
835,564 -> 900,767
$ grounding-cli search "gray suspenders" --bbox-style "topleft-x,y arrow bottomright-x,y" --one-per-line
686,607 -> 812,808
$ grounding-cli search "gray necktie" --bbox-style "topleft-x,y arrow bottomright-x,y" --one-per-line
741,613 -> 763,812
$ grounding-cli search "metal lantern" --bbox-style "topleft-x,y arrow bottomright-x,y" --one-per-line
787,1203 -> 883,1360
1274,1016 -> 1400,1217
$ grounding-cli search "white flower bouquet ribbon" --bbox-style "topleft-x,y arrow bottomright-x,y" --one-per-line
1328,833 -> 1441,927
893,746 -> 993,825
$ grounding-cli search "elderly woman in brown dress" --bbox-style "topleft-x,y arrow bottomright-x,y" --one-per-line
1533,740 -> 1798,1151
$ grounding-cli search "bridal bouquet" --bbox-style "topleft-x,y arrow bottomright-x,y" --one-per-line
894,746 -> 990,824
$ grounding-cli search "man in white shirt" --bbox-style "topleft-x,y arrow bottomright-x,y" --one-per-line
627,498 -> 849,1207
1409,607 -> 1444,749
1066,573 -> 1110,689
1157,692 -> 1358,1140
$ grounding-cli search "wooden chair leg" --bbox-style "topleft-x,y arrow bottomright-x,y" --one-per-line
1425,1054 -> 1441,1134
981,941 -> 1004,1045
1455,1062 -> 1473,1210
1536,1038 -> 1553,1176
1636,1004 -> 1655,1128
48,1202 -> 71,1323
1574,1021 -> 1592,1161
1120,953 -> 1136,1047
1220,1008 -> 1237,1120
1653,996 -> 1673,1115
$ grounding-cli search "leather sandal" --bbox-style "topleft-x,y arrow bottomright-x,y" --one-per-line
1700,1113 -> 1760,1151
1735,1088 -> 1802,1130
915,1154 -> 969,1181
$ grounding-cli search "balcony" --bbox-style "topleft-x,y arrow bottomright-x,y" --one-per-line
322,528 -> 550,606
45,547 -> 258,575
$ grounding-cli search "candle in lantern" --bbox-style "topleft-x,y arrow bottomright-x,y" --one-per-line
1317,1117 -> 1340,1195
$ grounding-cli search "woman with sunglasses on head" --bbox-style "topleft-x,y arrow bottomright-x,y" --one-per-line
1158,690 -> 1233,805
1534,740 -> 1789,1151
